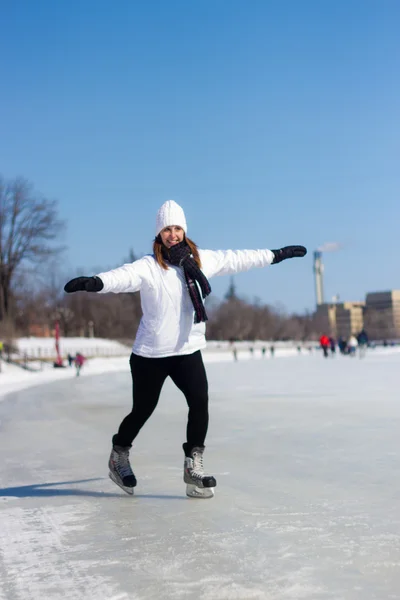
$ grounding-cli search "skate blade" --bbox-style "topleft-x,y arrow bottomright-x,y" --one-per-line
109,471 -> 134,496
186,484 -> 214,499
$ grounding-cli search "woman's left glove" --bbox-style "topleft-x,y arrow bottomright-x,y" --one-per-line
271,246 -> 307,264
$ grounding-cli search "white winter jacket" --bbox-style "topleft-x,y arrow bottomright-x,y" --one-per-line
97,248 -> 275,358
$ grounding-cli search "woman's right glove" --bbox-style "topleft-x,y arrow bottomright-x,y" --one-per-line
64,276 -> 104,293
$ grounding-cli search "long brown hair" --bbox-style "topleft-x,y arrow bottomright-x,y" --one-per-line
153,235 -> 202,270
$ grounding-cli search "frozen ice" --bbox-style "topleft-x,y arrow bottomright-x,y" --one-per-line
1,347 -> 400,599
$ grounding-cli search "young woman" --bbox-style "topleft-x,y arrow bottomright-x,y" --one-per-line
64,200 -> 307,498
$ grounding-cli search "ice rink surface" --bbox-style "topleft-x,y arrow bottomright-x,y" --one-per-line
1,350 -> 400,600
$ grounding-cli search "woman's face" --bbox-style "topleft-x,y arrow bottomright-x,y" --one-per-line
160,225 -> 184,248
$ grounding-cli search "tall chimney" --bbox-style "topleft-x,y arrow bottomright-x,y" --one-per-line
313,250 -> 324,306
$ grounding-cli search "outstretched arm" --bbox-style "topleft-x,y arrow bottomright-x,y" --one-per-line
200,246 -> 307,278
64,261 -> 144,294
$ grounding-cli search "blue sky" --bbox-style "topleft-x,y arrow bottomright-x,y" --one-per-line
1,0 -> 399,312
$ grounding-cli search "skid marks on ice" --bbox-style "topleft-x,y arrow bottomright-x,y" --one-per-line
0,504 -> 132,600
114,525 -> 326,600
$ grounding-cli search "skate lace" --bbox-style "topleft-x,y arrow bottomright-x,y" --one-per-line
115,449 -> 133,478
192,451 -> 204,476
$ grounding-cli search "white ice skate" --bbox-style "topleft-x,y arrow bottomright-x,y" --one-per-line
184,446 -> 216,499
108,445 -> 137,496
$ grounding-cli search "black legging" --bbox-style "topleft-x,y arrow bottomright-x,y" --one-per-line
113,351 -> 209,454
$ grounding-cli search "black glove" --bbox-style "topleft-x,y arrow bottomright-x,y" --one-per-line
64,276 -> 104,293
271,245 -> 307,264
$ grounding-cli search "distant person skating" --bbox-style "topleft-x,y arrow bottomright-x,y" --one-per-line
64,199 -> 307,497
338,337 -> 347,354
229,339 -> 238,361
67,353 -> 74,367
319,334 -> 330,358
357,329 -> 369,358
74,352 -> 85,376
347,335 -> 358,356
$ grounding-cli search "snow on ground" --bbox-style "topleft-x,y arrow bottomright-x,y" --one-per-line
0,356 -> 130,399
1,347 -> 400,599
12,336 -> 132,358
0,337 -> 306,400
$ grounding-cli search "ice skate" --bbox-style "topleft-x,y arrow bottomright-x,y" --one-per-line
183,446 -> 216,499
108,444 -> 137,496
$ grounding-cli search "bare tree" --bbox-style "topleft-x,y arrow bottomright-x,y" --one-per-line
224,277 -> 238,301
0,176 -> 65,321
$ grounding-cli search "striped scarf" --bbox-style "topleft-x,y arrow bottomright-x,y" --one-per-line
160,240 -> 211,323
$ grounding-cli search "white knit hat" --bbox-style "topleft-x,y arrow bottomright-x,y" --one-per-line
155,200 -> 187,237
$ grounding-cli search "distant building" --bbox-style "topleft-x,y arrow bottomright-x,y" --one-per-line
315,302 -> 364,339
314,303 -> 337,336
364,290 -> 400,340
335,302 -> 365,339
28,324 -> 52,337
